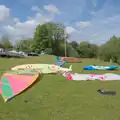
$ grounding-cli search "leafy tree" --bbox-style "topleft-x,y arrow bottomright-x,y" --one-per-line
70,41 -> 79,49
77,41 -> 98,58
33,22 -> 68,55
15,39 -> 34,53
0,36 -> 13,49
33,24 -> 49,53
89,44 -> 99,58
44,48 -> 53,54
60,43 -> 79,57
99,35 -> 120,63
66,44 -> 80,57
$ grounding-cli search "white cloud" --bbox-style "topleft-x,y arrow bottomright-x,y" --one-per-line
91,33 -> 98,37
69,14 -> 120,45
4,20 -> 37,41
3,6 -> 55,43
34,13 -> 53,23
76,21 -> 91,28
44,4 -> 61,14
1,3 -> 120,45
65,26 -> 76,34
92,0 -> 97,7
0,5 -> 10,23
13,18 -> 20,23
90,11 -> 96,15
2,4 -> 60,43
31,6 -> 40,12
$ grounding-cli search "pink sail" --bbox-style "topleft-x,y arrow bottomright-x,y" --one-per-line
0,70 -> 39,102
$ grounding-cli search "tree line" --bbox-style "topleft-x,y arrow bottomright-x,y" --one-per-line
0,22 -> 120,64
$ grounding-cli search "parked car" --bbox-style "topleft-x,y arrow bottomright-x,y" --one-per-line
27,52 -> 39,56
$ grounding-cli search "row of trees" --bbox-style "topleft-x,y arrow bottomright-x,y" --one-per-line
0,36 -> 13,49
99,36 -> 120,64
0,22 -> 120,64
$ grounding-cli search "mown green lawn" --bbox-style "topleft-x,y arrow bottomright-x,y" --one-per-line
0,55 -> 120,120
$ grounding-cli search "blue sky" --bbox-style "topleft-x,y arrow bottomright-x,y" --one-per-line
0,0 -> 120,44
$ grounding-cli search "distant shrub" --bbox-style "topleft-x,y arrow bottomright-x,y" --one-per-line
66,44 -> 80,58
117,58 -> 120,64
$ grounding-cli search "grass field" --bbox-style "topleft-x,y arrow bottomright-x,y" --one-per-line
0,55 -> 120,120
